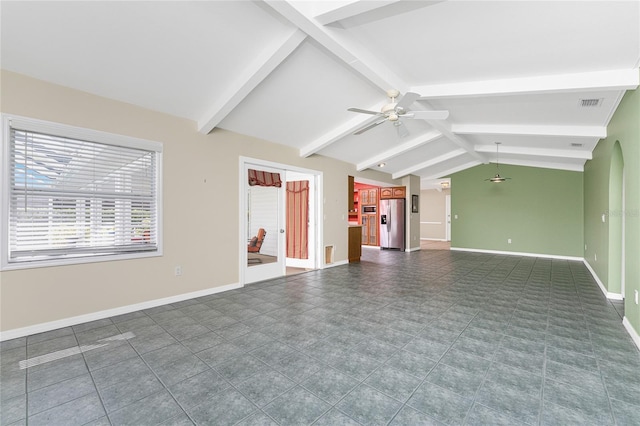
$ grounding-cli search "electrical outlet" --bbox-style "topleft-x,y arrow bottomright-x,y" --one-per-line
635,290 -> 639,305
508,238 -> 512,244
594,254 -> 597,262
175,266 -> 182,276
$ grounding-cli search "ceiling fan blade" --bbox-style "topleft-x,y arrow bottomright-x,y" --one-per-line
348,107 -> 382,116
407,110 -> 450,120
354,119 -> 386,135
396,92 -> 421,109
395,121 -> 409,138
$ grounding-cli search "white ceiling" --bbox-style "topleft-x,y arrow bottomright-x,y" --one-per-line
2,1 -> 639,187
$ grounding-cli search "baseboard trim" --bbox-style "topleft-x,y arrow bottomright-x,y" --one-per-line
450,247 -> 583,261
583,259 -> 608,297
324,259 -> 349,268
405,247 -> 421,253
583,260 -> 623,300
0,282 -> 242,342
420,238 -> 448,241
623,317 -> 640,351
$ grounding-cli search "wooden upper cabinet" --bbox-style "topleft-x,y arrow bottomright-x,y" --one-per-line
380,186 -> 406,199
369,188 -> 378,204
360,188 -> 377,205
392,187 -> 406,198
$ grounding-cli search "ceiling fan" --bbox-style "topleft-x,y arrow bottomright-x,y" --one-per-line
348,89 -> 449,136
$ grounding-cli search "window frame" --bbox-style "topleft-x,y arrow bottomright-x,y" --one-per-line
1,114 -> 163,271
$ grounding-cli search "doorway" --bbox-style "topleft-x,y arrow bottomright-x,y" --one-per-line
240,157 -> 322,285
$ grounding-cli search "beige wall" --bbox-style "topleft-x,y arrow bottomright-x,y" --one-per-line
404,175 -> 421,251
420,188 -> 450,240
0,70 -> 399,333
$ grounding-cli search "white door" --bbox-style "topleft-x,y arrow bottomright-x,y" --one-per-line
445,194 -> 451,242
244,164 -> 286,284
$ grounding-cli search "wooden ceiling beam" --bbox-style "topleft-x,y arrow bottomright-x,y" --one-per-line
392,149 -> 467,179
264,0 -> 408,94
453,123 -> 607,138
420,160 -> 483,180
475,144 -> 593,160
299,112 -> 378,158
413,69 -> 639,99
356,130 -> 442,171
314,0 -> 402,26
197,29 -> 306,134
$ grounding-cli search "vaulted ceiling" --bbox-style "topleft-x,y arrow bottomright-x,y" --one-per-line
2,1 -> 639,188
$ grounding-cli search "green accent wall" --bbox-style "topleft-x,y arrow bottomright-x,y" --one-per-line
608,142 -> 623,294
451,163 -> 583,257
583,140 -> 614,289
584,82 -> 640,335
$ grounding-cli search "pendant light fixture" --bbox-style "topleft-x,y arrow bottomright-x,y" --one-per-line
486,142 -> 511,183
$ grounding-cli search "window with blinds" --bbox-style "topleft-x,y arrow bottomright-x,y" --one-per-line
2,115 -> 162,268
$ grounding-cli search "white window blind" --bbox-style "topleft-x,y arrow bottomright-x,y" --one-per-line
6,122 -> 160,266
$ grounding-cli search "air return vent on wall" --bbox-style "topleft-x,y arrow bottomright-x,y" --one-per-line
579,98 -> 603,107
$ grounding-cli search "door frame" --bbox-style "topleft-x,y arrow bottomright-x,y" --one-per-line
445,194 -> 451,242
239,156 -> 323,286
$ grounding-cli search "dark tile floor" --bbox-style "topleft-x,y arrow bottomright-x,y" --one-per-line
2,249 -> 640,425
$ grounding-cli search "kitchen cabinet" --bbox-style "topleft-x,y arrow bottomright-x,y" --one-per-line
348,226 -> 362,262
361,214 -> 378,246
380,186 -> 406,199
359,187 -> 379,246
360,188 -> 378,206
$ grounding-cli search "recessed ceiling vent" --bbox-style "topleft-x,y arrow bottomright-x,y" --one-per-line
571,143 -> 584,147
579,98 -> 603,108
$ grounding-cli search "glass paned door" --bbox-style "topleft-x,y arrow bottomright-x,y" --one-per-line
245,165 -> 285,284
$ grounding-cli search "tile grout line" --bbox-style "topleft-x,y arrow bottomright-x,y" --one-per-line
458,254 -> 523,426
385,252 -> 516,425
72,324 -> 113,426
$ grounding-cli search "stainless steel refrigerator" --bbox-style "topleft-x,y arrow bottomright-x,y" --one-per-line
379,198 -> 405,251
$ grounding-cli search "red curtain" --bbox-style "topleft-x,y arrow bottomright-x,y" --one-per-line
286,180 -> 309,259
248,169 -> 282,187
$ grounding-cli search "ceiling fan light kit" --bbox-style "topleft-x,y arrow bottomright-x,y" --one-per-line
486,142 -> 511,183
348,89 -> 449,137
488,174 -> 508,183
